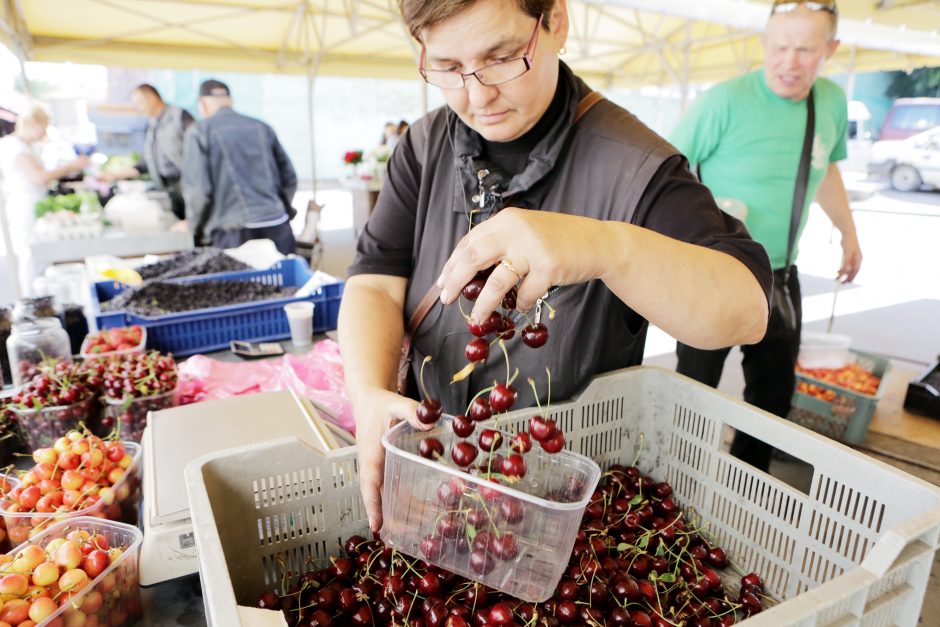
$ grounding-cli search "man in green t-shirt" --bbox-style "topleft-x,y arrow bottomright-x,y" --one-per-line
669,0 -> 862,472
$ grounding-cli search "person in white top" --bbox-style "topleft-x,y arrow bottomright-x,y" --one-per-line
0,105 -> 89,297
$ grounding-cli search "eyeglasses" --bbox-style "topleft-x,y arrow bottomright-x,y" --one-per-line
771,0 -> 838,16
419,16 -> 543,90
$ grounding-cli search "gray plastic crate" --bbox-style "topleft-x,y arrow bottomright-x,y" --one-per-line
187,367 -> 940,626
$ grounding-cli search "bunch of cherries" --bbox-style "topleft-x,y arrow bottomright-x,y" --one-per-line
99,351 -> 178,402
256,464 -> 767,626
9,361 -> 96,411
415,266 -> 562,475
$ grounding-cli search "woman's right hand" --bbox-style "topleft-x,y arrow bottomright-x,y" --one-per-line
353,387 -> 431,533
69,155 -> 91,172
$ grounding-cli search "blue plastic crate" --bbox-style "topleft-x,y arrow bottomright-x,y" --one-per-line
90,258 -> 343,356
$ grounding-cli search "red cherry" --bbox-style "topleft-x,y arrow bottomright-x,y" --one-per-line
495,314 -> 515,340
451,442 -> 478,467
521,322 -> 548,348
468,549 -> 496,575
418,437 -> 444,459
462,279 -> 485,301
452,414 -> 476,438
468,397 -> 492,422
500,454 -> 526,478
540,430 -> 565,453
416,399 -> 443,425
529,416 -> 557,442
464,338 -> 489,363
498,498 -> 525,524
509,431 -> 532,453
707,546 -> 728,568
488,383 -> 517,413
741,572 -> 764,590
478,429 -> 503,453
501,288 -> 517,311
488,602 -> 513,626
420,535 -> 444,560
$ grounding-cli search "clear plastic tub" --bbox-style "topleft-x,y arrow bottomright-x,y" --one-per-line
0,441 -> 142,545
6,516 -> 143,627
102,389 -> 176,442
797,331 -> 852,369
11,396 -> 102,451
80,325 -> 147,360
381,416 -> 601,602
0,472 -> 19,553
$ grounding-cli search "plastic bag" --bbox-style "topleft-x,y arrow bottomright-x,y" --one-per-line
175,339 -> 355,435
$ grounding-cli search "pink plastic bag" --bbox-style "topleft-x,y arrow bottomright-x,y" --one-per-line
175,340 -> 355,434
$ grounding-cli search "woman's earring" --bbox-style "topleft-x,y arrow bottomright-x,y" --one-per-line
558,46 -> 567,55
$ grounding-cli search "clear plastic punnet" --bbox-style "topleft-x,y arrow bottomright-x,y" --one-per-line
380,416 -> 602,602
6,516 -> 143,627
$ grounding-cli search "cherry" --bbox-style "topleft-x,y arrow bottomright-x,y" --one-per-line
444,617 -> 469,627
437,477 -> 464,506
478,429 -> 503,453
452,414 -> 476,438
501,288 -> 517,311
611,576 -> 640,601
707,546 -> 728,568
468,549 -> 496,575
465,338 -> 490,363
540,430 -> 566,454
741,572 -> 764,590
509,431 -> 532,453
419,437 -> 444,460
630,610 -> 653,627
488,383 -> 517,413
417,399 -> 443,425
462,279 -> 485,301
418,571 -> 442,596
488,602 -> 513,625
497,497 -> 525,524
451,442 -> 478,467
468,397 -> 492,422
437,512 -> 463,539
521,322 -> 548,348
490,532 -> 519,561
495,315 -> 515,340
420,535 -> 444,561
528,416 -> 557,442
350,606 -> 374,626
556,600 -> 578,623
739,590 -> 763,615
500,454 -> 526,478
256,590 -> 280,610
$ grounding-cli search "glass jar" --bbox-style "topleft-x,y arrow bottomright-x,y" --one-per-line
5,318 -> 73,387
12,296 -> 57,324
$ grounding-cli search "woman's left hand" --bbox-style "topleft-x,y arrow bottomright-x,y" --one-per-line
437,207 -> 607,323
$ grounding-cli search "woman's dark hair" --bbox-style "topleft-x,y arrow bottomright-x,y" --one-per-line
399,0 -> 555,40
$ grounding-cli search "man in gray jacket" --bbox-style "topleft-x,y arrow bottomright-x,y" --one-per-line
181,79 -> 297,254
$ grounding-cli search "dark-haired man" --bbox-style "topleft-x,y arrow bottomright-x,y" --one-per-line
181,79 -> 297,254
104,84 -> 194,219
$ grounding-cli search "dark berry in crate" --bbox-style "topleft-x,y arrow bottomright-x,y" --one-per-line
497,497 -> 525,524
500,454 -> 526,478
488,383 -> 517,413
478,429 -> 503,453
540,430 -> 565,453
465,338 -> 489,363
452,414 -> 476,438
521,322 -> 548,348
707,546 -> 728,568
451,441 -> 478,467
509,431 -> 532,453
468,396 -> 492,422
416,399 -> 443,425
501,288 -> 517,311
528,416 -> 557,442
418,437 -> 444,459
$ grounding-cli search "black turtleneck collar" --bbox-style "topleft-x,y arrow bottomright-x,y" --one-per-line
484,73 -> 567,161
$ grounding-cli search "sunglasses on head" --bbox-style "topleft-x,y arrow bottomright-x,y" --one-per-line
771,0 -> 838,16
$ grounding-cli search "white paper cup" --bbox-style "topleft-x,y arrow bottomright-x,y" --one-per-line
284,302 -> 315,347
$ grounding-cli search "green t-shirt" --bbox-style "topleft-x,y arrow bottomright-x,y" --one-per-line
669,70 -> 847,270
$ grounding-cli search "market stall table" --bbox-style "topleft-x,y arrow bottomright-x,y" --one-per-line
339,176 -> 382,236
30,229 -> 194,265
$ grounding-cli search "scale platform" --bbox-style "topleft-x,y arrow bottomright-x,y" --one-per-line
139,390 -> 326,586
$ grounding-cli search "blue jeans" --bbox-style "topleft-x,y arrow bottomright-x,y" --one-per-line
211,221 -> 296,256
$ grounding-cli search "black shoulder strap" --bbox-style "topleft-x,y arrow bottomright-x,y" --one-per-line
784,88 -> 816,279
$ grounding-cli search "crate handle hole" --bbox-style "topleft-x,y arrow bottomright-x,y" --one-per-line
719,425 -> 813,495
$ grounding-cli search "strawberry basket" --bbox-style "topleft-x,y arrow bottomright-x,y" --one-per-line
187,367 -> 940,627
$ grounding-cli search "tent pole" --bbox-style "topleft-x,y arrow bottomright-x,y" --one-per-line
306,60 -> 319,196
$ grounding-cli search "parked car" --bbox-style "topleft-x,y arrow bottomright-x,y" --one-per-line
878,97 -> 940,141
868,126 -> 940,192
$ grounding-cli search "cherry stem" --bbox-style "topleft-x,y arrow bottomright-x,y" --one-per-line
419,355 -> 433,401
498,339 -> 510,385
527,378 -> 544,415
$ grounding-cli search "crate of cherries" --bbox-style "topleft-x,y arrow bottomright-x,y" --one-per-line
0,430 -> 141,546
8,361 -> 103,451
0,516 -> 142,627
98,351 -> 178,442
256,463 -> 768,626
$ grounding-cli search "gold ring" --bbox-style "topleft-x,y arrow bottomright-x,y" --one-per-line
499,258 -> 523,281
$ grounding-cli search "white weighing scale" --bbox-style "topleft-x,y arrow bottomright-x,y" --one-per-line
139,390 -> 345,586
